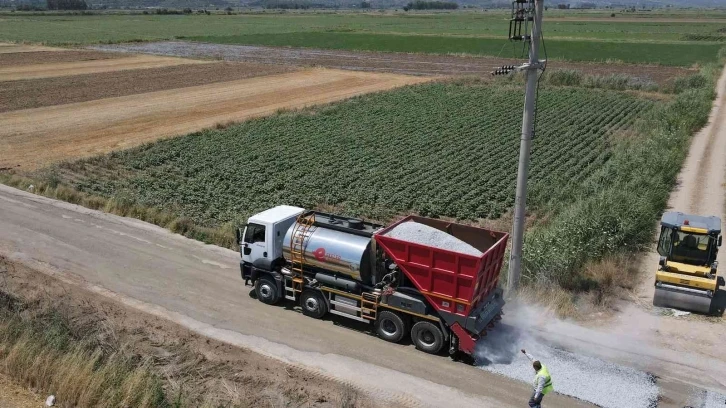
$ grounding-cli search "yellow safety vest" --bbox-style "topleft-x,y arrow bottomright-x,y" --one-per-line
534,365 -> 554,395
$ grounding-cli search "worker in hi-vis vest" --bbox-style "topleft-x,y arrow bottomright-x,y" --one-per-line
521,349 -> 553,408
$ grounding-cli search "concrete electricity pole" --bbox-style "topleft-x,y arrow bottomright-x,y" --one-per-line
504,0 -> 545,296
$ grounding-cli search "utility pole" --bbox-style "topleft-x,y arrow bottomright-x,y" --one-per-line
493,0 -> 545,296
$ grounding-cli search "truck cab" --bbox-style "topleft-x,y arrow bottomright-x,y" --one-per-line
238,205 -> 304,280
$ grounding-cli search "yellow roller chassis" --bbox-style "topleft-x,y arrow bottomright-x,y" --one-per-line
655,269 -> 718,292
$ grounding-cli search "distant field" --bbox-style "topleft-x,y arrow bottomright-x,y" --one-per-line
57,82 -> 654,224
187,32 -> 722,66
0,11 -> 724,65
0,12 -> 724,43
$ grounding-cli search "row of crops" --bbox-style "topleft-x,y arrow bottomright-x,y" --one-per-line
59,82 -> 654,230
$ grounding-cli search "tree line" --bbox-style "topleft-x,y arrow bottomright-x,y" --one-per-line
403,0 -> 457,10
46,0 -> 88,9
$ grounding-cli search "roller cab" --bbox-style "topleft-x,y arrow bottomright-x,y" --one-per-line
654,212 -> 723,314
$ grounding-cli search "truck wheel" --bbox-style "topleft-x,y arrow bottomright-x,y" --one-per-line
300,290 -> 327,319
411,321 -> 444,354
255,276 -> 280,305
375,311 -> 407,343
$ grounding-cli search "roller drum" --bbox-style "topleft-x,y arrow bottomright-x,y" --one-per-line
653,283 -> 713,314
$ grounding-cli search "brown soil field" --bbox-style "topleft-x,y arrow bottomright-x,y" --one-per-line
0,68 -> 429,170
0,61 -> 294,112
0,54 -> 210,81
94,41 -> 695,84
0,43 -> 71,54
0,49 -> 122,67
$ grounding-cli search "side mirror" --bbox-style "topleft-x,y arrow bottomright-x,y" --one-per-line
719,236 -> 723,247
243,247 -> 251,255
235,228 -> 241,244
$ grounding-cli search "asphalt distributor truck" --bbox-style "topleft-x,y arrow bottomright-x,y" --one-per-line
238,206 -> 508,357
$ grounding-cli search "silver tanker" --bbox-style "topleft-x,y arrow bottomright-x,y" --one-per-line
282,218 -> 378,284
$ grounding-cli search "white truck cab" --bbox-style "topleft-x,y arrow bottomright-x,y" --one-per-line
238,205 -> 304,273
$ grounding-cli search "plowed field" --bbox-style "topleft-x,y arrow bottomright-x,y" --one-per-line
0,54 -> 209,81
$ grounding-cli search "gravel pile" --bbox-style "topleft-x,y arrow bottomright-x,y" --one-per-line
476,328 -> 659,408
685,389 -> 726,408
384,221 -> 482,256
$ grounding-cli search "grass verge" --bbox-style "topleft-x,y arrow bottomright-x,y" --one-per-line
0,271 -> 166,407
0,173 -> 236,249
0,258 -> 375,408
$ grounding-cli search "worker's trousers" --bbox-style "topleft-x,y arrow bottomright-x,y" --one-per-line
528,392 -> 543,408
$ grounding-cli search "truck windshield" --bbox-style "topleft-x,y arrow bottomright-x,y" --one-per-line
243,223 -> 266,244
670,231 -> 713,265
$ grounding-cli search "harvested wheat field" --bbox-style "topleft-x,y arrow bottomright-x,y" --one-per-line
0,68 -> 429,170
0,54 -> 209,81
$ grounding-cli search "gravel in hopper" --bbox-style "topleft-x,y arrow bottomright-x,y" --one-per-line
384,221 -> 483,256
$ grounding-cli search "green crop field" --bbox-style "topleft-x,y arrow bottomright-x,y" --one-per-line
58,82 -> 653,227
1,11 -> 725,65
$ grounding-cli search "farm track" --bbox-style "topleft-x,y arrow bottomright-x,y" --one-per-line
0,61 -> 294,112
93,41 -> 695,84
0,68 -> 429,170
0,54 -> 210,81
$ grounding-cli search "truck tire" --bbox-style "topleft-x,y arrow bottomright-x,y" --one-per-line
375,311 -> 407,343
411,321 -> 444,354
255,276 -> 280,305
300,290 -> 327,319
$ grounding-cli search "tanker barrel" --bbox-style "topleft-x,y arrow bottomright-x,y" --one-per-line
282,211 -> 382,286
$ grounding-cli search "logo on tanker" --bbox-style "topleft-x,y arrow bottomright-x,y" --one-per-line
312,247 -> 342,263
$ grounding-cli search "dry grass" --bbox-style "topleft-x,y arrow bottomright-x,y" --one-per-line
0,298 -> 166,408
580,254 -> 641,310
0,258 -> 380,408
519,254 -> 641,319
518,284 -> 580,319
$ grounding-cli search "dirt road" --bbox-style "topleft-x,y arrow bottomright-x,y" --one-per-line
0,54 -> 209,81
0,184 -> 591,408
93,41 -> 693,84
0,68 -> 428,170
